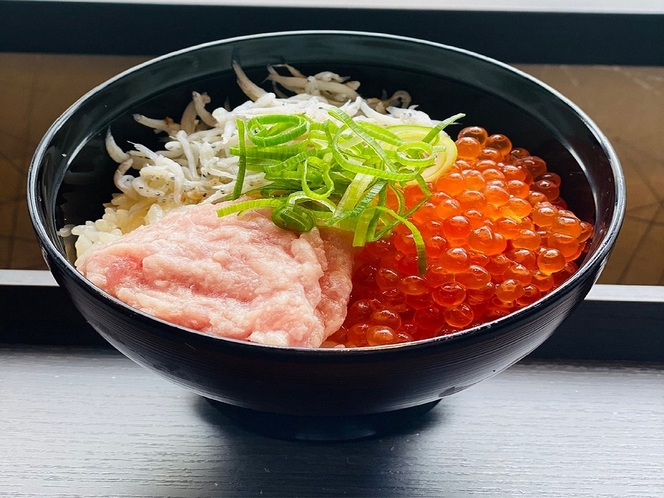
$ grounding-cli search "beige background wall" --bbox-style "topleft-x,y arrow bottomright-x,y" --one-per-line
1,53 -> 663,284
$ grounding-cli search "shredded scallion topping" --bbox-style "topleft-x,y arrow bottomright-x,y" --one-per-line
217,110 -> 464,274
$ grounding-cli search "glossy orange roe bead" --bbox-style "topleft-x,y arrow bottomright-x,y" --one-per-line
439,247 -> 471,273
465,209 -> 490,229
509,147 -> 531,161
484,184 -> 511,207
506,179 -> 530,199
365,237 -> 394,259
413,306 -> 444,332
426,265 -> 455,287
564,241 -> 586,262
456,265 -> 492,289
553,262 -> 579,287
395,254 -> 419,275
507,248 -> 538,271
435,172 -> 465,196
420,219 -> 445,237
468,250 -> 491,267
458,126 -> 488,144
482,168 -> 506,182
532,179 -> 560,201
456,190 -> 487,211
406,293 -> 434,310
518,156 -> 547,178
493,217 -> 521,239
485,134 -> 512,157
347,322 -> 370,346
435,198 -> 462,218
548,233 -> 580,259
353,264 -> 377,287
504,263 -> 532,286
443,215 -> 472,239
466,281 -> 496,303
367,325 -> 398,346
477,147 -> 503,162
444,303 -> 474,328
424,235 -> 448,259
394,231 -> 417,255
495,278 -> 525,302
532,203 -> 558,228
485,253 -> 511,276
452,159 -> 472,172
398,275 -> 429,295
501,197 -> 532,219
411,202 -> 438,226
527,191 -> 549,206
512,228 -> 542,250
475,159 -> 498,172
552,215 -> 583,238
462,169 -> 487,191
538,171 -> 562,187
403,184 -> 428,208
371,308 -> 402,330
516,284 -> 542,306
395,330 -> 415,343
398,321 -> 418,338
578,221 -> 594,242
467,226 -> 506,256
375,267 -> 400,289
502,164 -> 526,182
432,282 -> 466,307
379,288 -> 409,313
456,137 -> 482,159
537,248 -> 567,274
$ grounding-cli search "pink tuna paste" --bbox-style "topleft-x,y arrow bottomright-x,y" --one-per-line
77,203 -> 355,347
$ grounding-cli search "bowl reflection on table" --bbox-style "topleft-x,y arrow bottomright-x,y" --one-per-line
27,31 -> 625,437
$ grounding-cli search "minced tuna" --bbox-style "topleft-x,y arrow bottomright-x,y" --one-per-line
77,203 -> 354,347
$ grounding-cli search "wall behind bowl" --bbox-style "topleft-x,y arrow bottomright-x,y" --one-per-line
1,2 -> 663,64
0,5 -> 663,285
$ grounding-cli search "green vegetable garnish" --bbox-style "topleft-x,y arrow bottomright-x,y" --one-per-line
217,110 -> 464,274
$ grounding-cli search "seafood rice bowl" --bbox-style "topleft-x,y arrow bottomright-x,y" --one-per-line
28,31 -> 624,431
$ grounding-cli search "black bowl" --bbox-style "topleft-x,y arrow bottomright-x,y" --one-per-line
28,31 -> 625,438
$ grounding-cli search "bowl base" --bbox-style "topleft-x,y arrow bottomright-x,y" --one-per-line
206,398 -> 441,441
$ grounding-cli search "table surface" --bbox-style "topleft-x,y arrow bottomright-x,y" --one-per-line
1,347 -> 662,498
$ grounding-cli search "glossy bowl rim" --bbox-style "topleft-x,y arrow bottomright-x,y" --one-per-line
27,29 -> 626,355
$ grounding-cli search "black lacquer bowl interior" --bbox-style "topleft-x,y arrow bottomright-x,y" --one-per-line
28,31 -> 625,428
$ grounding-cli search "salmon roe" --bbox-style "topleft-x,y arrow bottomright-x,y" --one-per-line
330,126 -> 593,348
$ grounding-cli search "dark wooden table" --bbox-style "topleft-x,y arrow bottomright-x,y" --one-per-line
1,347 -> 662,498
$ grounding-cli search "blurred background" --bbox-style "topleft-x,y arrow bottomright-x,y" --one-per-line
1,1 -> 663,285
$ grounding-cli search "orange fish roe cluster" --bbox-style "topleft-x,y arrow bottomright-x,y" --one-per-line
324,126 -> 594,348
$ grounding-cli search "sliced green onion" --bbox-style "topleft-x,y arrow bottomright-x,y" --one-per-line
229,143 -> 308,159
301,156 -> 334,200
246,115 -> 308,147
333,172 -> 375,220
218,110 -> 463,274
271,203 -> 316,232
374,206 -> 428,275
230,119 -> 248,200
262,148 -> 317,177
422,112 -> 466,143
395,141 -> 435,169
328,108 -> 398,172
356,122 -> 403,147
331,130 -> 418,181
216,197 -> 283,217
352,207 -> 377,248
